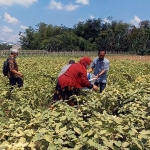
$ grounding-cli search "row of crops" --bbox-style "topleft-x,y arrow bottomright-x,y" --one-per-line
0,56 -> 150,150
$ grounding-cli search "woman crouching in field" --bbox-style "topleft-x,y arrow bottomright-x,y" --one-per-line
53,56 -> 98,106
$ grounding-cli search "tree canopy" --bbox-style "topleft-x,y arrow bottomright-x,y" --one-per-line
18,18 -> 150,55
0,43 -> 12,50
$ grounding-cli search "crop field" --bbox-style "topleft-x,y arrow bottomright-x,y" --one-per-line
106,55 -> 150,63
0,55 -> 150,149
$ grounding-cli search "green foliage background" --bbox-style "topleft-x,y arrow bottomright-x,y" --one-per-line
17,19 -> 150,55
0,56 -> 150,149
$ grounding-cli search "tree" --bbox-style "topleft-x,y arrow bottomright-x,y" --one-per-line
139,20 -> 150,29
0,43 -> 11,50
19,26 -> 37,49
18,18 -> 150,54
73,18 -> 102,41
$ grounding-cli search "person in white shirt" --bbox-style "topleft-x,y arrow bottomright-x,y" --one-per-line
53,60 -> 75,101
58,60 -> 75,77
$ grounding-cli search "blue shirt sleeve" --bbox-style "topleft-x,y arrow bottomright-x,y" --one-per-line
90,58 -> 97,69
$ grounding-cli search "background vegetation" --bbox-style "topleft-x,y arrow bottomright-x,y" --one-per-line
0,56 -> 150,149
16,17 -> 150,55
0,44 -> 12,51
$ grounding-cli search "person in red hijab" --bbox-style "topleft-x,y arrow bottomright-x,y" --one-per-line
53,56 -> 98,105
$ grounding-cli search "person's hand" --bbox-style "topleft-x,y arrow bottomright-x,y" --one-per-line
95,75 -> 99,79
92,85 -> 98,91
19,73 -> 24,77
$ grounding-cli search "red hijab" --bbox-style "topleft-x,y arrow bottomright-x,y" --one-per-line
58,56 -> 92,89
79,56 -> 92,68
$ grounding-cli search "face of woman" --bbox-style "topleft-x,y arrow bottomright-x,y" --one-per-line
85,65 -> 88,69
82,60 -> 90,69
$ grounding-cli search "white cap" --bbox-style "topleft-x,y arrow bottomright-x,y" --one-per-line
10,49 -> 18,54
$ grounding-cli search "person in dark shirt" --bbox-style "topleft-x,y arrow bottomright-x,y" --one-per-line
7,49 -> 23,88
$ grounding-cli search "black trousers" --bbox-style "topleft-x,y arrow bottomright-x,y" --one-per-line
9,77 -> 23,88
53,83 -> 80,106
94,82 -> 106,93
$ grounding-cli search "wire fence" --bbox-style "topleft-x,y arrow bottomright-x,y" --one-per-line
0,50 -> 132,57
0,50 -> 99,57
0,50 -> 149,63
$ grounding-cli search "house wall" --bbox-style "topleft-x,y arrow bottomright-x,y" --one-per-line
11,44 -> 21,50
